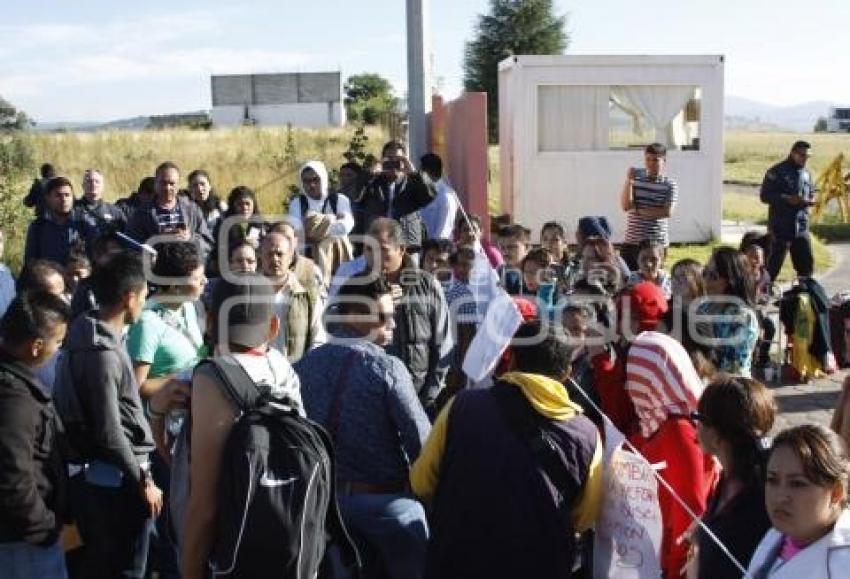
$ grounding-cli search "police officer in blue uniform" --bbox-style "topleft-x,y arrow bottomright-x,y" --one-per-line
760,140 -> 816,280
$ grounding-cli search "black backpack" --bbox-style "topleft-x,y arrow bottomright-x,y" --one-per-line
202,355 -> 360,578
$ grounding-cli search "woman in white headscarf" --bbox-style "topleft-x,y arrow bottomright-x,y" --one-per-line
625,331 -> 719,579
287,161 -> 354,279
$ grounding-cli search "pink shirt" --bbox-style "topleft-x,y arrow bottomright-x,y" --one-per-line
780,535 -> 806,562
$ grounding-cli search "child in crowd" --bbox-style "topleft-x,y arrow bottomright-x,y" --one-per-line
421,238 -> 455,288
540,221 -> 575,293
444,246 -> 480,390
741,234 -> 777,369
740,233 -> 773,302
521,247 -> 557,311
627,239 -> 671,298
561,302 -> 603,429
497,223 -> 531,295
63,250 -> 92,301
454,213 -> 502,268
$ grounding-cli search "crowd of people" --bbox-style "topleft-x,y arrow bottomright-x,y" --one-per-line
0,137 -> 848,579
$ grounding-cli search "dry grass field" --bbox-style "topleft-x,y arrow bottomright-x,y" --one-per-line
24,126 -> 388,215
724,130 -> 850,185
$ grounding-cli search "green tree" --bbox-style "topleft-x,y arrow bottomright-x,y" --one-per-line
814,116 -> 828,133
0,133 -> 35,271
0,96 -> 33,131
343,124 -> 370,164
464,0 -> 568,142
344,74 -> 398,125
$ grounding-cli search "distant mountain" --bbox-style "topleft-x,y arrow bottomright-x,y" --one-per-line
35,111 -> 209,132
34,121 -> 102,132
99,116 -> 152,130
34,99 -> 837,134
724,96 -> 836,132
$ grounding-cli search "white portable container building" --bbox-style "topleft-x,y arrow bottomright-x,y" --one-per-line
498,55 -> 724,243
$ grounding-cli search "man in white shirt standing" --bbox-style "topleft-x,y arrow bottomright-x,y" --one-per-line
287,161 -> 355,280
419,153 -> 459,241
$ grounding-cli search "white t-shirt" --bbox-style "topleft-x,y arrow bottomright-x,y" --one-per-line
231,348 -> 304,416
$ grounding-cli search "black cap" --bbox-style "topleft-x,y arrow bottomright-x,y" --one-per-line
577,216 -> 612,240
211,274 -> 276,348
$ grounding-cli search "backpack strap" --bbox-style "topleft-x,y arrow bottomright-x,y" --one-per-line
492,381 -> 579,532
303,192 -> 339,217
299,194 -> 308,222
325,192 -> 339,216
203,355 -> 271,412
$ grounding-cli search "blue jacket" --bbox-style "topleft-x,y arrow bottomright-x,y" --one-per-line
295,335 -> 430,484
760,158 -> 815,240
24,211 -> 98,266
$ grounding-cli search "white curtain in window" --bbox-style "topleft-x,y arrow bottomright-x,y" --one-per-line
611,85 -> 693,148
538,85 -> 609,152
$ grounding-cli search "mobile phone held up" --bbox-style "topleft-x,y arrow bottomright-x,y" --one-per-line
382,159 -> 402,172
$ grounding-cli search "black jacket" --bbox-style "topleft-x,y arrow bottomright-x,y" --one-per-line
75,198 -> 127,234
53,312 -> 154,486
23,178 -> 48,217
780,277 -> 832,366
760,158 -> 815,240
352,173 -> 434,252
697,478 -> 771,577
115,194 -> 150,222
388,256 -> 451,410
0,352 -> 67,545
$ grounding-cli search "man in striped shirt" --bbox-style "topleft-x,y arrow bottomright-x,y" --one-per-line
619,143 -> 678,271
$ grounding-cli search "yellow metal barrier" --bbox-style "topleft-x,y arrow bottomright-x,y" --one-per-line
813,153 -> 848,223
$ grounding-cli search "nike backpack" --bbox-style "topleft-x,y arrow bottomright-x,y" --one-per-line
202,355 -> 360,578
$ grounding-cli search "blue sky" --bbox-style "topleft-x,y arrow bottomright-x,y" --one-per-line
2,0 -> 848,122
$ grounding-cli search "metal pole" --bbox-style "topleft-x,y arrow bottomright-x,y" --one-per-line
406,0 -> 431,163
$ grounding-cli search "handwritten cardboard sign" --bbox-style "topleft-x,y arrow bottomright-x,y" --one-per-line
594,431 -> 663,579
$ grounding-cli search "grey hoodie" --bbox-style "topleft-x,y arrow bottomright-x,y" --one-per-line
53,312 -> 154,485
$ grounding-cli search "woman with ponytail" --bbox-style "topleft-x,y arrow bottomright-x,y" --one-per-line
693,375 -> 777,576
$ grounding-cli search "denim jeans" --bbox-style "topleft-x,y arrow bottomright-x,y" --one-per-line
69,471 -> 153,579
336,493 -> 428,579
149,453 -> 180,579
0,540 -> 67,579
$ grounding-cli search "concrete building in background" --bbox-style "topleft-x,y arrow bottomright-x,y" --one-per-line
827,106 -> 850,133
210,72 -> 345,128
